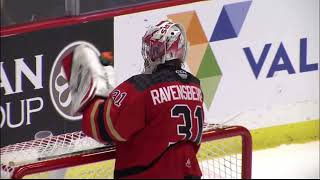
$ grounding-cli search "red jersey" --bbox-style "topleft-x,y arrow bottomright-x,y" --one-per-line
82,67 -> 204,178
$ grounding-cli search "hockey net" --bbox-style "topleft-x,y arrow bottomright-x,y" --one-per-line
0,124 -> 252,179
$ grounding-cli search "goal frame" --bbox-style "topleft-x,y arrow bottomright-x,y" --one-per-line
9,126 -> 252,179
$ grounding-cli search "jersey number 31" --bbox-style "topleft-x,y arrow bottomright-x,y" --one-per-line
171,105 -> 203,145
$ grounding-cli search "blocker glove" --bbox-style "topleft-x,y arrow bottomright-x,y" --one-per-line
62,44 -> 116,115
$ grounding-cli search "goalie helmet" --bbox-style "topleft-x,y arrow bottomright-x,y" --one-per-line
142,20 -> 188,74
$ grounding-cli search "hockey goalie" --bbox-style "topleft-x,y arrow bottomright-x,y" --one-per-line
63,20 -> 205,179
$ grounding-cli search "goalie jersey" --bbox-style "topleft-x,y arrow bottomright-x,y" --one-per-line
82,66 -> 204,178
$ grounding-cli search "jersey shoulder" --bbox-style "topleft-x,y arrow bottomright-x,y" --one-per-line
127,69 -> 200,92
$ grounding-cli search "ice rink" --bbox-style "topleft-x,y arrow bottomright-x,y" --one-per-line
252,141 -> 320,179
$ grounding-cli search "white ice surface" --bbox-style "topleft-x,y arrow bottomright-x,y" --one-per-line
252,141 -> 320,179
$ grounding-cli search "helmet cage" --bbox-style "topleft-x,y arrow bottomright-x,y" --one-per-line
141,21 -> 188,74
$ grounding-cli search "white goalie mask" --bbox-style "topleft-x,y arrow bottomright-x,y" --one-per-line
141,20 -> 188,74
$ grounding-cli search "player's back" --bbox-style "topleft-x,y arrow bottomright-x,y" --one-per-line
114,66 -> 204,178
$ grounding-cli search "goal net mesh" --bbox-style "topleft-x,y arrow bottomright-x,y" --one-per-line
1,124 -> 251,179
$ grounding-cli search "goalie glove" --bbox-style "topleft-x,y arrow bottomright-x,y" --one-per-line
62,44 -> 116,115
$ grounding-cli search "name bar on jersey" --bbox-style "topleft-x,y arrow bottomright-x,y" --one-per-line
150,85 -> 203,105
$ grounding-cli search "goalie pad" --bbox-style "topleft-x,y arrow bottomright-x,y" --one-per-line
62,44 -> 116,115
